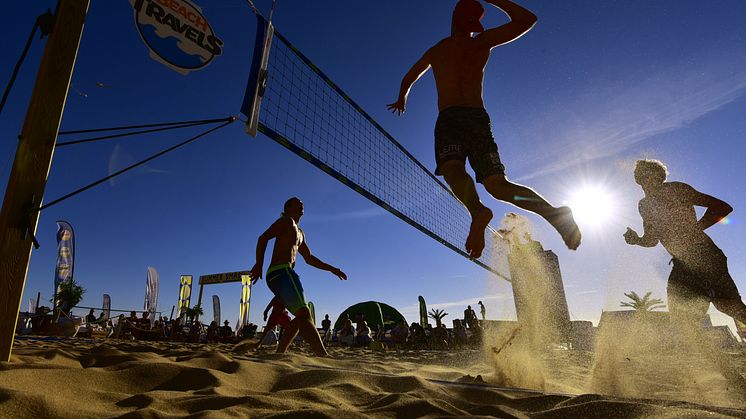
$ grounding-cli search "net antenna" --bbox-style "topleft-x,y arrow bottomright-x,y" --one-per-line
240,10 -> 511,281
243,0 -> 275,137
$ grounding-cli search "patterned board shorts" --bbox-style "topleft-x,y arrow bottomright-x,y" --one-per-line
266,264 -> 307,315
434,106 -> 505,183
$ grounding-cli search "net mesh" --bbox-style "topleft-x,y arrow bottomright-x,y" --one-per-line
256,27 -> 510,280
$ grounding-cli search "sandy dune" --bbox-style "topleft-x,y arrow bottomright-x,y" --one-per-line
2,337 -> 746,418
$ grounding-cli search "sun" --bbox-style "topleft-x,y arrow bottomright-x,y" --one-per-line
566,185 -> 616,228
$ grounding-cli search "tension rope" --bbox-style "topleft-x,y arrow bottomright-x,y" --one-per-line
36,117 -> 237,212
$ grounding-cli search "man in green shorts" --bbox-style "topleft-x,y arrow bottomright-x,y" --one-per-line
388,0 -> 580,258
250,197 -> 347,357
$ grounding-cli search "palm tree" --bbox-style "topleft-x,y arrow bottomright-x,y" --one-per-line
185,304 -> 203,323
620,291 -> 665,312
53,277 -> 86,322
56,277 -> 86,313
428,308 -> 448,327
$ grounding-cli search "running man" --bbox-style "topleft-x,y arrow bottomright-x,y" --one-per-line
624,159 -> 746,326
250,197 -> 347,357
388,0 -> 580,258
256,296 -> 291,350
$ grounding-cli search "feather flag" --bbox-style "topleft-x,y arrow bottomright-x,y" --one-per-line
144,267 -> 159,326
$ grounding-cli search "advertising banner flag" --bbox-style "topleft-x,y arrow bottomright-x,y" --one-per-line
54,221 -> 75,309
103,294 -> 111,321
238,274 -> 252,328
418,296 -> 428,327
212,295 -> 221,325
28,298 -> 36,314
144,267 -> 159,326
177,275 -> 193,318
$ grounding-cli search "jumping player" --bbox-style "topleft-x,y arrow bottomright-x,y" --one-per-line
388,0 -> 581,258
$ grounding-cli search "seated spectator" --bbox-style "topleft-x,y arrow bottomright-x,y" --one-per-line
452,320 -> 467,346
219,320 -> 234,340
391,320 -> 409,347
338,319 -> 355,346
409,322 -> 426,348
356,320 -> 372,346
206,321 -> 219,343
432,323 -> 450,349
170,317 -> 183,342
85,309 -> 97,325
139,311 -> 151,329
373,324 -> 386,342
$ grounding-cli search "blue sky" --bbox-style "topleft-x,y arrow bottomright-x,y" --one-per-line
2,0 -> 746,331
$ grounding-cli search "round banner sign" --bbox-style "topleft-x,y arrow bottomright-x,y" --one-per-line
129,0 -> 224,75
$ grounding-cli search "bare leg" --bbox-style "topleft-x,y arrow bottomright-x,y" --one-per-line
277,307 -> 329,357
440,160 -> 493,258
670,285 -> 746,390
482,174 -> 581,250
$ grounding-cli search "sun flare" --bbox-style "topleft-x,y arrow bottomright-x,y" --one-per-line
566,185 -> 616,228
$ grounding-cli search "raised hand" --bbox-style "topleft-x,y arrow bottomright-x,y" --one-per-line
387,99 -> 406,115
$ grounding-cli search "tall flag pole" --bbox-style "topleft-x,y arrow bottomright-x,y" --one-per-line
102,294 -> 111,321
144,267 -> 159,326
177,275 -> 192,318
238,274 -> 252,328
54,221 -> 75,311
212,295 -> 221,325
418,296 -> 428,327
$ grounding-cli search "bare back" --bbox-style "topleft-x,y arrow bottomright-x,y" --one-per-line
269,216 -> 304,267
639,182 -> 718,260
429,37 -> 490,111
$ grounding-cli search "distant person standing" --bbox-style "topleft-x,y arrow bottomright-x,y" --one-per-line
464,305 -> 478,328
321,314 -> 331,332
478,301 -> 486,321
250,197 -> 347,357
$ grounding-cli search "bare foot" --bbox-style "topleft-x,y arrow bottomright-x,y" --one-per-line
547,206 -> 581,250
466,207 -> 493,259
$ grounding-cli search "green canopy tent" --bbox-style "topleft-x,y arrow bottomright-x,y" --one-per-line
334,301 -> 406,331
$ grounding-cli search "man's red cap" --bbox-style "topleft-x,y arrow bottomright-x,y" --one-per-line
453,0 -> 485,33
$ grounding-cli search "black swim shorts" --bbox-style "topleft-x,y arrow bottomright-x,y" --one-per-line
668,249 -> 741,302
434,106 -> 505,183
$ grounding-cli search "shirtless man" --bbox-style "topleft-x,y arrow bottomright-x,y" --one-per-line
250,197 -> 347,356
388,0 -> 580,258
624,159 -> 746,326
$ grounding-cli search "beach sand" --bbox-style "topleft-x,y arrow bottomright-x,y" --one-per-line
2,336 -> 746,418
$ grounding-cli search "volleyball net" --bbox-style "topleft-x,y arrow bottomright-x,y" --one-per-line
240,14 -> 510,281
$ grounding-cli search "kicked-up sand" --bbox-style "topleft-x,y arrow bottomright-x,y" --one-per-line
2,335 -> 746,418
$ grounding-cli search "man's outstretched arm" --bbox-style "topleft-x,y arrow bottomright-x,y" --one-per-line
387,51 -> 432,115
298,240 -> 347,281
477,0 -> 537,50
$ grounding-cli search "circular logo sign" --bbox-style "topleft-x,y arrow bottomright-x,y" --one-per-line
129,0 -> 223,75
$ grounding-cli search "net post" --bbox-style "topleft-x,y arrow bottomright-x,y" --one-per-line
241,15 -> 274,137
